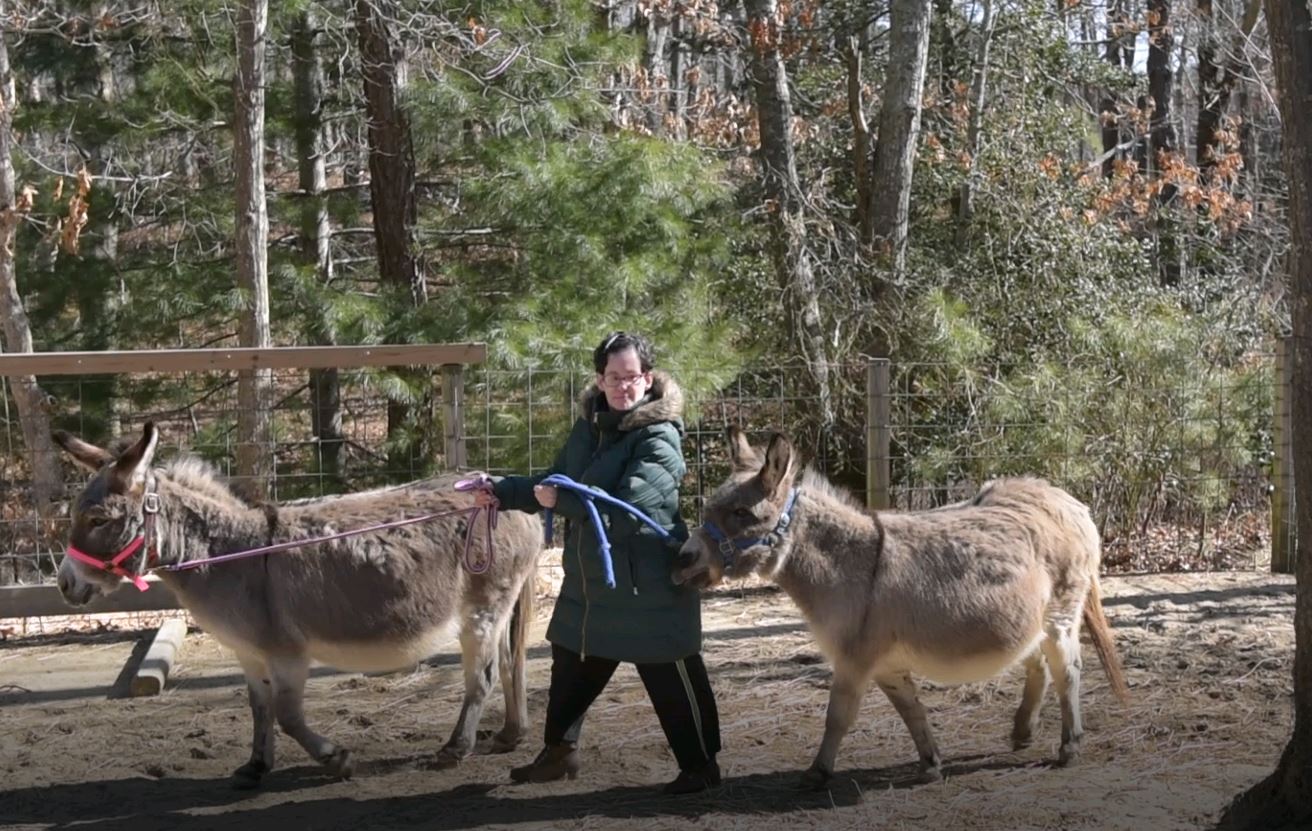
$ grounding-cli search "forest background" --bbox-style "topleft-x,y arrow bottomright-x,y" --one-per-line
0,0 -> 1288,581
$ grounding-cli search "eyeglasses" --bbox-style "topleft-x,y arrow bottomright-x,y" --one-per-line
602,373 -> 648,389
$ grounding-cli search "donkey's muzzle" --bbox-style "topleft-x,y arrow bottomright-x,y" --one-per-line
674,546 -> 697,570
670,540 -> 705,586
58,572 -> 95,607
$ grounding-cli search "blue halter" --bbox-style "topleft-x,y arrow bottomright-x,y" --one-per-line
700,488 -> 800,568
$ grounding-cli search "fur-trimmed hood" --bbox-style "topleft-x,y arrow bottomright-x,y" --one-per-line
581,370 -> 684,432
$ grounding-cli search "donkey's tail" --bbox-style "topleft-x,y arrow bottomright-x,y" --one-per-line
1084,578 -> 1130,703
509,562 -> 536,709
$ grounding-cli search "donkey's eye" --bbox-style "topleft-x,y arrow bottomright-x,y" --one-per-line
733,507 -> 755,521
86,514 -> 110,528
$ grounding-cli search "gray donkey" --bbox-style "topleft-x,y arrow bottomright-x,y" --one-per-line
53,422 -> 542,788
672,427 -> 1128,788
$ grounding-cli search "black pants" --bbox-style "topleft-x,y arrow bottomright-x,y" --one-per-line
543,643 -> 721,772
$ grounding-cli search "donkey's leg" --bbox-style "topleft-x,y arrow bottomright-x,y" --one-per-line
489,575 -> 533,753
875,671 -> 943,783
802,661 -> 870,789
433,607 -> 500,768
491,607 -> 525,753
1011,650 -> 1049,750
232,653 -> 276,789
1039,615 -> 1084,766
268,656 -> 354,779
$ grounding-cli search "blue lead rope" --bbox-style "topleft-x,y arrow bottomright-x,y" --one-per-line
539,473 -> 674,589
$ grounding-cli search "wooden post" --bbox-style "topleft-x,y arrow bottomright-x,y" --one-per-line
130,618 -> 188,697
867,358 -> 891,510
1272,336 -> 1296,573
441,364 -> 468,471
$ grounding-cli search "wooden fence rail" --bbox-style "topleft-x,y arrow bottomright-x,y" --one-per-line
0,343 -> 486,619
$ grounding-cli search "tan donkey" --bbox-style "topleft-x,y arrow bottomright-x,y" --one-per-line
672,427 -> 1128,788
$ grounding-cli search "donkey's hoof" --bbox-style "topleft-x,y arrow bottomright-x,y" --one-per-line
1011,734 -> 1034,751
424,747 -> 465,770
322,748 -> 354,780
231,760 -> 268,790
490,731 -> 522,754
1057,743 -> 1081,767
918,765 -> 943,784
799,767 -> 831,791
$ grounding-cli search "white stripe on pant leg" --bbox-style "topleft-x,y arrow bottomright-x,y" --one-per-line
675,658 -> 709,760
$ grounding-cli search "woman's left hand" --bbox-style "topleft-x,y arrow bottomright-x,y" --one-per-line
534,484 -> 558,508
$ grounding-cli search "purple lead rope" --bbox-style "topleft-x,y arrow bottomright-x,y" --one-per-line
454,474 -> 498,574
155,476 -> 499,576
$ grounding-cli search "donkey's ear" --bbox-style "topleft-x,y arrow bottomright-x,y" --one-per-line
759,432 -> 796,498
52,430 -> 114,472
726,425 -> 759,471
110,422 -> 160,494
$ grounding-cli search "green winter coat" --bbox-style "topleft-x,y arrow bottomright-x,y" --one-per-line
492,371 -> 699,663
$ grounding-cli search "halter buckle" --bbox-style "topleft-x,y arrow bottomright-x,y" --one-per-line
143,492 -> 161,514
717,538 -> 736,564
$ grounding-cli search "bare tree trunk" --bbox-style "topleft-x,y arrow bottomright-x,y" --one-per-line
1219,3 -> 1312,824
355,0 -> 424,307
1196,0 -> 1224,172
88,1 -> 124,439
293,9 -> 342,485
866,0 -> 933,274
846,36 -> 871,239
643,6 -> 672,135
669,15 -> 687,139
1101,0 -> 1130,178
1236,78 -> 1256,198
1146,0 -> 1178,170
234,0 -> 273,499
0,18 -> 60,531
1146,0 -> 1180,287
743,0 -> 833,430
931,0 -> 958,98
954,0 -> 996,241
356,0 -> 429,475
1195,0 -> 1262,181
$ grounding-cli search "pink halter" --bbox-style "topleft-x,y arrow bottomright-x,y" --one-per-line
64,490 -> 159,592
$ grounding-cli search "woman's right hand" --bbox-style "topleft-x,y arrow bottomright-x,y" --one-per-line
473,488 -> 499,508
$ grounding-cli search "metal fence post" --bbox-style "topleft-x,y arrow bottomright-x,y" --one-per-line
441,364 -> 468,471
867,358 -> 891,510
1272,336 -> 1296,573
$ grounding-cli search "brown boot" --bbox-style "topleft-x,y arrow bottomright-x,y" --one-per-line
509,742 -> 581,783
663,758 -> 721,795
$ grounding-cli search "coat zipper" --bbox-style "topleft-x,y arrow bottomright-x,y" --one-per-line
578,426 -> 605,660
576,524 -> 590,660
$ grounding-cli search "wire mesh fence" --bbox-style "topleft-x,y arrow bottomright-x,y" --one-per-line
0,348 -> 476,589
465,352 -> 1277,574
0,346 -> 1284,596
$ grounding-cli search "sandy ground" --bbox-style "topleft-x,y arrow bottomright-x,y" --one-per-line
0,570 -> 1296,831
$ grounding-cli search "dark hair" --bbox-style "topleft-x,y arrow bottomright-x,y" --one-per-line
593,331 -> 654,374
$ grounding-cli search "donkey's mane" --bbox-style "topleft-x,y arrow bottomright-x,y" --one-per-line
799,467 -> 866,512
161,456 -> 251,512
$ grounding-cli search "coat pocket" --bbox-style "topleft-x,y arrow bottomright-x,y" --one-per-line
626,534 -> 677,595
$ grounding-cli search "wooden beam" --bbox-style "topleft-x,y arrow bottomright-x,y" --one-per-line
441,364 -> 468,470
130,618 -> 189,696
0,343 -> 487,377
1272,335 -> 1296,573
866,358 -> 891,510
0,579 -> 180,618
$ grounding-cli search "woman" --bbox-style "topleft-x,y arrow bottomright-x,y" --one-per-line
474,331 -> 722,794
